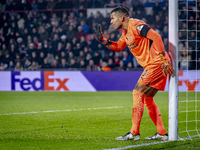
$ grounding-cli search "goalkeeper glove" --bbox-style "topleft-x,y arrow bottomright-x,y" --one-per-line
93,24 -> 109,45
159,51 -> 174,76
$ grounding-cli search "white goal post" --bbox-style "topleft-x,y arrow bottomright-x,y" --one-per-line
168,0 -> 179,141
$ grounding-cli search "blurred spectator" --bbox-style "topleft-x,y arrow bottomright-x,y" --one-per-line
38,0 -> 47,10
31,28 -> 39,38
38,26 -> 49,41
0,15 -> 8,29
88,34 -> 98,51
77,12 -> 87,25
46,0 -> 56,10
55,0 -> 64,9
60,35 -> 67,47
72,43 -> 81,57
31,0 -> 38,11
22,0 -> 32,10
52,59 -> 59,68
9,43 -> 17,59
67,51 -> 75,65
41,58 -> 51,69
121,51 -> 132,67
188,31 -> 197,50
5,0 -> 15,11
17,14 -> 25,29
135,9 -> 145,20
179,48 -> 189,70
80,20 -> 89,34
0,62 -> 6,71
60,51 -> 66,59
95,11 -> 104,24
41,15 -> 50,26
114,52 -> 120,67
80,36 -> 88,48
38,51 -> 45,66
162,25 -> 168,39
0,51 -> 4,63
14,61 -> 23,71
126,62 -> 133,71
101,20 -> 109,32
31,51 -> 38,63
118,60 -> 126,71
14,53 -> 21,64
86,59 -> 97,71
75,26 -> 86,42
7,60 -> 15,70
87,12 -> 95,33
66,25 -> 75,42
85,52 -> 92,65
76,51 -> 85,64
55,42 -> 64,56
93,51 -> 101,65
154,15 -> 163,31
69,58 -> 78,69
153,1 -> 162,15
46,52 -> 54,66
3,53 -> 12,68
23,58 -> 31,70
163,38 -> 168,53
65,42 -> 73,54
2,22 -> 10,37
28,61 -> 38,70
60,20 -> 69,31
43,40 -> 49,52
1,44 -> 9,56
107,58 -> 115,69
59,58 -> 68,68
79,60 -> 86,68
63,0 -> 73,9
0,2 -> 6,12
51,33 -> 60,50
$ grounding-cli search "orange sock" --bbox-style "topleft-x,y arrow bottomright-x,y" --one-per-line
144,97 -> 166,135
130,90 -> 145,135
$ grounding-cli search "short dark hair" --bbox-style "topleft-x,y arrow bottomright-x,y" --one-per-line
111,6 -> 129,17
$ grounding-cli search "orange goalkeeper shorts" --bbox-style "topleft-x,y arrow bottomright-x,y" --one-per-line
138,64 -> 167,91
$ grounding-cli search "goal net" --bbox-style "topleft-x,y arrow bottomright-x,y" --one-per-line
177,0 -> 200,140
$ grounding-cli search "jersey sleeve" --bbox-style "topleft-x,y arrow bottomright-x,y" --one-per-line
109,31 -> 127,52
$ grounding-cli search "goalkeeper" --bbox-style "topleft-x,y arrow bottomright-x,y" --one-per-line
93,6 -> 174,141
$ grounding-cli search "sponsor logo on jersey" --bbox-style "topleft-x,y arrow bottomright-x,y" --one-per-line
137,25 -> 143,31
127,42 -> 138,50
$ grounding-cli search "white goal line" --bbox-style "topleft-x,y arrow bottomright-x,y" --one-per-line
0,106 -> 124,115
103,135 -> 200,150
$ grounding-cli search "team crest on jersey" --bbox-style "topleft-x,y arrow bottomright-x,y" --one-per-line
137,25 -> 143,31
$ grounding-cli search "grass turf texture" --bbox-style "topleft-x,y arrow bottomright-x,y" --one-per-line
0,91 -> 200,150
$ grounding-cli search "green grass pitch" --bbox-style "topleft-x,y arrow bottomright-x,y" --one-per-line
0,91 -> 200,150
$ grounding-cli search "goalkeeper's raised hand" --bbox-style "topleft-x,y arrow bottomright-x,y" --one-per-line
159,52 -> 174,76
93,24 -> 108,45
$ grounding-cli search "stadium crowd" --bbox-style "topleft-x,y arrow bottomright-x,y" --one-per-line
0,0 -> 199,71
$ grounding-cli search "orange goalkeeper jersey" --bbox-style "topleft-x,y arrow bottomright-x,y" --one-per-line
112,18 -> 170,69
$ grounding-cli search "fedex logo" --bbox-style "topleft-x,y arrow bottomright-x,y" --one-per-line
11,71 -> 69,91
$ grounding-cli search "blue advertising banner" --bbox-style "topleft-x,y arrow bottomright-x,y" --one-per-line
82,71 -> 142,91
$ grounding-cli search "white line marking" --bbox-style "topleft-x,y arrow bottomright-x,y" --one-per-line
103,141 -> 170,150
0,106 -> 124,115
103,135 -> 200,150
